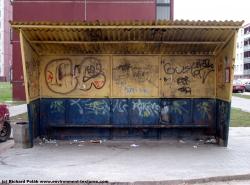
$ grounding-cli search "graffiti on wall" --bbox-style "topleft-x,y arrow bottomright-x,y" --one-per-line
177,76 -> 191,94
41,56 -> 216,98
44,57 -> 107,95
161,57 -> 215,97
26,57 -> 40,99
70,99 -> 110,115
218,101 -> 229,125
85,100 -> 110,115
112,57 -> 159,97
50,100 -> 65,113
163,59 -> 214,84
112,99 -> 128,113
196,101 -> 213,121
132,100 -> 160,118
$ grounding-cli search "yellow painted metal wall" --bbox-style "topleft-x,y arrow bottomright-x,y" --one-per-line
216,36 -> 236,101
39,55 -> 216,99
161,56 -> 215,98
40,56 -> 111,98
20,32 -> 40,102
112,56 -> 159,97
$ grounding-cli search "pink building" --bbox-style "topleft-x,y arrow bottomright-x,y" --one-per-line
0,0 -> 12,82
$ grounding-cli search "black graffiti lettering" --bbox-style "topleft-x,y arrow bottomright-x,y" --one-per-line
164,63 -> 175,74
45,57 -> 106,94
117,62 -> 131,72
131,66 -> 150,83
113,61 -> 154,85
163,59 -> 214,84
176,76 -> 192,94
163,77 -> 171,82
178,86 -> 191,94
73,65 -> 81,77
177,76 -> 190,86
191,59 -> 214,83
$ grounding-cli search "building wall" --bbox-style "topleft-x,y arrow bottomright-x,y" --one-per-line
12,0 -> 174,100
244,24 -> 250,78
4,0 -> 12,82
0,0 -> 4,80
234,28 -> 244,79
0,0 -> 12,82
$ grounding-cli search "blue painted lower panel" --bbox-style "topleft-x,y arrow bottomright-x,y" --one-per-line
28,98 -> 230,144
111,99 -> 129,125
193,99 -> 216,127
216,100 -> 231,146
160,99 -> 193,124
130,99 -> 160,125
28,99 -> 40,139
66,99 -> 110,125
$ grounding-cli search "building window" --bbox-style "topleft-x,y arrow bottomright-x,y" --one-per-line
245,38 -> 250,46
244,63 -> 250,70
156,0 -> 170,20
244,26 -> 250,34
244,51 -> 250,58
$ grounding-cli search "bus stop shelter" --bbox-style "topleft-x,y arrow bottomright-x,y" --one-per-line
11,20 -> 243,146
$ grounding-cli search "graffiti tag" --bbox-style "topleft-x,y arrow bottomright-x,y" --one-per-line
45,57 -> 106,94
132,100 -> 160,117
163,59 -> 214,83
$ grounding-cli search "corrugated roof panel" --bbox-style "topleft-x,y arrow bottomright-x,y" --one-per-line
11,20 -> 244,28
11,20 -> 243,55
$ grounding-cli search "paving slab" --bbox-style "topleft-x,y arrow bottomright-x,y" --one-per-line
8,104 -> 27,117
0,127 -> 250,183
231,96 -> 250,112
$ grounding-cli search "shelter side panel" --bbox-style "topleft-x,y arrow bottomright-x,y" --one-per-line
161,56 -> 215,98
216,36 -> 236,102
40,56 -> 111,98
21,34 -> 40,101
112,56 -> 159,97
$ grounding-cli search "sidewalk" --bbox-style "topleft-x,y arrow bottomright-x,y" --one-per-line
0,127 -> 250,183
231,96 -> 250,113
8,104 -> 27,117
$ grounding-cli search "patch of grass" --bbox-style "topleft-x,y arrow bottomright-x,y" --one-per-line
0,82 -> 12,102
232,93 -> 250,99
230,108 -> 250,127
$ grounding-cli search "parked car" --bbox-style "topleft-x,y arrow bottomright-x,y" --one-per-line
246,82 -> 250,92
0,104 -> 11,142
233,80 -> 246,93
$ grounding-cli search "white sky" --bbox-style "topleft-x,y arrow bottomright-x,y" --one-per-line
174,0 -> 250,25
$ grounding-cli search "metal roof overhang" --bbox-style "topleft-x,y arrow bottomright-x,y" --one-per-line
11,20 -> 244,56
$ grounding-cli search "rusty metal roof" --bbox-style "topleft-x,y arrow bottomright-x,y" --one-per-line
11,20 -> 244,55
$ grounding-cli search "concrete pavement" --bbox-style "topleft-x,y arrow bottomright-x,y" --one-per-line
231,96 -> 250,112
8,104 -> 27,117
0,127 -> 250,183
